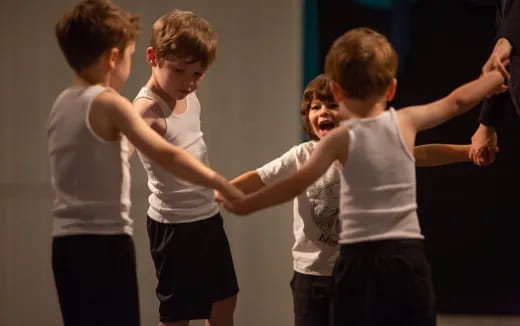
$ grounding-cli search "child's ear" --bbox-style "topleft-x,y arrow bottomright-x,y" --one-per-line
105,47 -> 119,70
385,78 -> 397,101
330,81 -> 345,103
146,47 -> 158,66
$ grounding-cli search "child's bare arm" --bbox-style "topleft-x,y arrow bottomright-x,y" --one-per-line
223,126 -> 349,215
214,170 -> 264,203
95,92 -> 244,200
231,171 -> 265,194
400,71 -> 505,134
414,144 -> 471,167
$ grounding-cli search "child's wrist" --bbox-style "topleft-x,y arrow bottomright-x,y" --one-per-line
479,123 -> 495,132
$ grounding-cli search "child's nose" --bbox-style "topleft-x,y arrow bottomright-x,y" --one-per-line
319,106 -> 331,115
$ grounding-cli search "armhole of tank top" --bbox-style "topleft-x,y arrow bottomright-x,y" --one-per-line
47,89 -> 69,129
338,122 -> 355,160
85,87 -> 114,144
388,108 -> 415,162
135,90 -> 170,137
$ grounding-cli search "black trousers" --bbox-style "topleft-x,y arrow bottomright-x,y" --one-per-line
52,234 -> 140,326
147,213 -> 239,322
291,271 -> 333,326
331,239 -> 436,326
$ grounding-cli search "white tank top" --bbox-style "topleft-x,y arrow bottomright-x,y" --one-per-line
47,85 -> 132,237
339,108 -> 423,244
134,88 -> 218,223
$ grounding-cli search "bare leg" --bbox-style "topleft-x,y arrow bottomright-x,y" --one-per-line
205,295 -> 237,326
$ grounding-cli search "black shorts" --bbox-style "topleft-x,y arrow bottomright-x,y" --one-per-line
290,271 -> 333,326
147,213 -> 239,322
52,234 -> 140,326
331,239 -> 436,326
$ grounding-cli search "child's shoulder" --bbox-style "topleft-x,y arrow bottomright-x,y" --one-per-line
92,88 -> 131,113
186,91 -> 202,111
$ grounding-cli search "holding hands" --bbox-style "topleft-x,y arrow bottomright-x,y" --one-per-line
214,190 -> 250,215
469,38 -> 512,166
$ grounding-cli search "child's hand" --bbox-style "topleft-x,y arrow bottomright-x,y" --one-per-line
215,188 -> 254,215
482,64 -> 510,98
220,197 -> 250,216
483,56 -> 510,81
217,182 -> 244,202
469,124 -> 499,166
482,38 -> 512,78
214,190 -> 224,203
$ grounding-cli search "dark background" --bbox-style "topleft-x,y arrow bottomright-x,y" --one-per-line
316,0 -> 520,314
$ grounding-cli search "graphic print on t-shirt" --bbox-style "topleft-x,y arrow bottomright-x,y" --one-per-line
306,166 -> 340,247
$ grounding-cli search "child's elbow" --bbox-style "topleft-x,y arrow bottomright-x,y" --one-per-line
452,96 -> 476,115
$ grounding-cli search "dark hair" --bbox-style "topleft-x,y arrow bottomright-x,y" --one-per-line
55,0 -> 140,72
301,74 -> 336,141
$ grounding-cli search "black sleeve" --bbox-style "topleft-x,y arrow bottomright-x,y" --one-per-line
479,1 -> 517,126
479,91 -> 509,126
497,0 -> 520,54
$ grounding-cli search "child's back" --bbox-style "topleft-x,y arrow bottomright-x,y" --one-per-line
338,109 -> 420,243
48,85 -> 132,235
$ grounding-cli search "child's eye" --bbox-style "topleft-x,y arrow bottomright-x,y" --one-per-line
173,68 -> 185,73
311,105 -> 320,110
329,104 -> 339,110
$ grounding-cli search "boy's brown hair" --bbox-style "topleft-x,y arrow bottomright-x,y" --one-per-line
55,0 -> 140,73
150,9 -> 217,69
301,74 -> 336,141
325,27 -> 398,99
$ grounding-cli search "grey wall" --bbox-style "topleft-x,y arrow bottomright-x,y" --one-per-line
0,0 -> 301,325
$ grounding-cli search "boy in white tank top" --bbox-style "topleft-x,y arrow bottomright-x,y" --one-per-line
132,10 -> 238,326
227,73 -> 475,326
220,28 -> 507,325
48,2 -> 242,326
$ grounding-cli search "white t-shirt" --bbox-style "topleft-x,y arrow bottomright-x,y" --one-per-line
47,85 -> 132,237
257,141 -> 340,276
134,87 -> 218,224
339,108 -> 423,244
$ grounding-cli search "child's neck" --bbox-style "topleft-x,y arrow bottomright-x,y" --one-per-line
146,77 -> 177,109
343,97 -> 387,119
74,66 -> 111,88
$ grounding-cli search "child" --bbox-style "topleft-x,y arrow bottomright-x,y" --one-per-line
229,73 -> 473,326
48,2 -> 242,326
132,9 -> 238,326
220,28 -> 506,325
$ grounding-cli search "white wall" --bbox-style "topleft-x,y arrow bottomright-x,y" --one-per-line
0,0 -> 300,325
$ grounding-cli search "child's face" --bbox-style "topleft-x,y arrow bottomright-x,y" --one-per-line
111,42 -> 136,91
153,54 -> 206,100
308,98 -> 340,139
